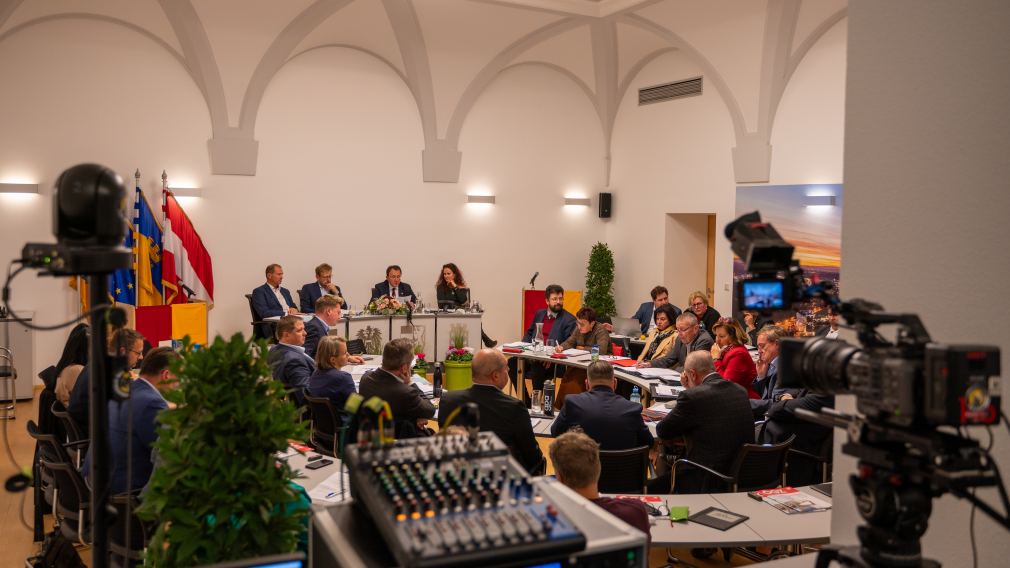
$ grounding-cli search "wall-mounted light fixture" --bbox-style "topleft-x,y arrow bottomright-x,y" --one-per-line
168,186 -> 201,197
803,195 -> 836,207
564,197 -> 591,206
466,194 -> 495,204
0,182 -> 39,194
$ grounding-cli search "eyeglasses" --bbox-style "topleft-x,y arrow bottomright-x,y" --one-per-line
690,302 -> 706,307
127,348 -> 143,357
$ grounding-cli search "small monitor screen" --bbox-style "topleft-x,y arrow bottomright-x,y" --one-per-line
741,280 -> 785,309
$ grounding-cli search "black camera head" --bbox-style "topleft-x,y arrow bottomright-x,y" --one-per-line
53,163 -> 129,247
724,211 -> 795,274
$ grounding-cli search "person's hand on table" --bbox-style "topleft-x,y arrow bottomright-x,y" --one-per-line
554,344 -> 564,354
636,361 -> 652,368
287,307 -> 299,315
348,355 -> 365,364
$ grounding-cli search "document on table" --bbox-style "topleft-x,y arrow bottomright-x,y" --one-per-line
562,348 -> 590,356
503,341 -> 533,348
599,355 -> 634,362
639,367 -> 680,379
654,384 -> 684,398
348,364 -> 379,374
307,469 -> 351,503
412,375 -> 434,396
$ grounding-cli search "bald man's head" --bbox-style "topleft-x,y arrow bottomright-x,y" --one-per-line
683,351 -> 716,388
471,348 -> 509,390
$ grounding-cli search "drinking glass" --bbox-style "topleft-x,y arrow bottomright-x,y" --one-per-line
546,339 -> 558,354
531,390 -> 544,414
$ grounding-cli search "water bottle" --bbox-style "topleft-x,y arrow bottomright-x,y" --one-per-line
630,386 -> 641,408
532,322 -> 545,352
432,362 -> 443,398
591,344 -> 600,362
543,379 -> 555,416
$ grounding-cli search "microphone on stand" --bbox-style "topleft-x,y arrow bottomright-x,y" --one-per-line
529,271 -> 539,289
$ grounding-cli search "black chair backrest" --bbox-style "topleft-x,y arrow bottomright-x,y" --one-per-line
730,435 -> 795,492
27,419 -> 75,466
305,393 -> 348,457
51,400 -> 87,447
40,458 -> 91,521
345,338 -> 366,355
598,445 -> 651,494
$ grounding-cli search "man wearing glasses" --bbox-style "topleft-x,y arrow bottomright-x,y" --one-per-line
68,328 -> 146,435
637,312 -> 713,371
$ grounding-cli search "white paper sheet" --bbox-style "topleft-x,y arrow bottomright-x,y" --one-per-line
562,348 -> 590,356
639,367 -> 680,378
307,469 -> 352,503
654,385 -> 685,398
503,341 -> 533,348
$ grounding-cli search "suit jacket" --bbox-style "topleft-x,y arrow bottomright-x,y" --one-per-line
656,374 -> 754,491
358,368 -> 435,422
307,368 -> 356,412
632,301 -> 682,335
251,283 -> 296,319
299,282 -> 347,313
81,379 -> 167,494
551,385 -> 654,451
303,315 -> 330,360
651,330 -> 714,370
559,322 -> 611,354
438,384 -> 543,473
522,309 -> 577,344
370,281 -> 416,303
268,343 -> 315,405
762,389 -> 834,485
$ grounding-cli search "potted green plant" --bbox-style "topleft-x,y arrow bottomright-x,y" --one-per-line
138,334 -> 310,566
443,324 -> 473,391
584,242 -> 617,318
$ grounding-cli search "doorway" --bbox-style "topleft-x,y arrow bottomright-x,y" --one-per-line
664,213 -> 717,308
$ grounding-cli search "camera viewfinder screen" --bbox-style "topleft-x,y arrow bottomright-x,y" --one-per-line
742,281 -> 785,309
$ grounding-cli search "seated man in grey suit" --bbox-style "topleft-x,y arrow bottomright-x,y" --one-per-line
638,312 -> 713,371
651,351 -> 754,493
749,325 -> 800,420
439,349 -> 543,473
551,360 -> 653,451
267,315 -> 314,406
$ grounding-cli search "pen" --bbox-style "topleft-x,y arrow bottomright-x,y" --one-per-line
325,491 -> 337,498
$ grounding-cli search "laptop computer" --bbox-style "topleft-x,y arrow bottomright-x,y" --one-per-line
611,316 -> 642,337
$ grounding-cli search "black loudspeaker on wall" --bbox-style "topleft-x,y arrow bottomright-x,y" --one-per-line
598,192 -> 612,218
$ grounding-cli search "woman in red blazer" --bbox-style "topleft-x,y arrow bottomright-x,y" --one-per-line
711,318 -> 759,399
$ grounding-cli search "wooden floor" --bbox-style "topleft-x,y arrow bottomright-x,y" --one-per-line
2,388 -> 762,568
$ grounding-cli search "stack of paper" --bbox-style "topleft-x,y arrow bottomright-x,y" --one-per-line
562,348 -> 590,356
752,487 -> 832,514
639,367 -> 680,379
412,375 -> 434,396
653,384 -> 685,398
503,341 -> 533,348
307,469 -> 351,503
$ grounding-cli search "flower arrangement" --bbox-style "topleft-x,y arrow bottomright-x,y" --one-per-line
412,352 -> 428,375
366,295 -> 409,315
445,346 -> 473,363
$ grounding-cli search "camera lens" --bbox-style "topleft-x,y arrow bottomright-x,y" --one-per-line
779,337 -> 862,393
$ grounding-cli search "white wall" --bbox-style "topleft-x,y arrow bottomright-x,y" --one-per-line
837,1 -> 1010,565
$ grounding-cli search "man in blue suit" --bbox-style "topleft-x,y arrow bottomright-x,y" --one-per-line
370,265 -> 416,304
631,285 -> 681,336
551,361 -> 653,451
251,264 -> 298,339
268,315 -> 315,406
299,262 -> 347,313
81,346 -> 178,494
749,325 -> 799,420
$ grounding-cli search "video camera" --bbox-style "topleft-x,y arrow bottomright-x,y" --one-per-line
726,212 -> 1008,567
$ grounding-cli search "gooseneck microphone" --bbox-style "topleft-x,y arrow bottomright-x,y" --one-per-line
529,271 -> 539,288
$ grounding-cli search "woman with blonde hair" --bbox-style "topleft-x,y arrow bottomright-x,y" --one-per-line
307,336 -> 355,412
711,317 -> 758,398
687,290 -> 721,334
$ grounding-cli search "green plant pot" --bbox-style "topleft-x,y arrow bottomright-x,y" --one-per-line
443,360 -> 473,391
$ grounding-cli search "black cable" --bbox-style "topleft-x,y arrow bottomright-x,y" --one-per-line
3,261 -> 116,331
1001,410 -> 1010,439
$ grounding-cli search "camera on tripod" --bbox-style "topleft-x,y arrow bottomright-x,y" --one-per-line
726,211 -> 1008,567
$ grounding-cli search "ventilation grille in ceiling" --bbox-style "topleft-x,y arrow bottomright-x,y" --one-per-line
638,77 -> 703,106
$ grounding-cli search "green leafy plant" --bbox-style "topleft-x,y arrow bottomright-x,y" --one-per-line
449,323 -> 469,349
584,242 -> 616,318
138,334 -> 309,567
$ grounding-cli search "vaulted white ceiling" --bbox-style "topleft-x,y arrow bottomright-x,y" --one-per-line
0,0 -> 846,181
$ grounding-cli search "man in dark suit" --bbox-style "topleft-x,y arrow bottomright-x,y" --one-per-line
252,264 -> 298,338
299,262 -> 347,313
304,295 -> 340,360
814,310 -> 840,339
551,360 -> 653,451
370,265 -> 416,304
639,312 -> 713,371
749,325 -> 799,420
81,346 -> 178,494
516,284 -> 578,400
358,338 -> 435,437
69,328 -> 145,436
653,351 -> 754,493
439,349 -> 543,473
268,315 -> 314,406
761,388 -> 834,486
631,285 -> 682,336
